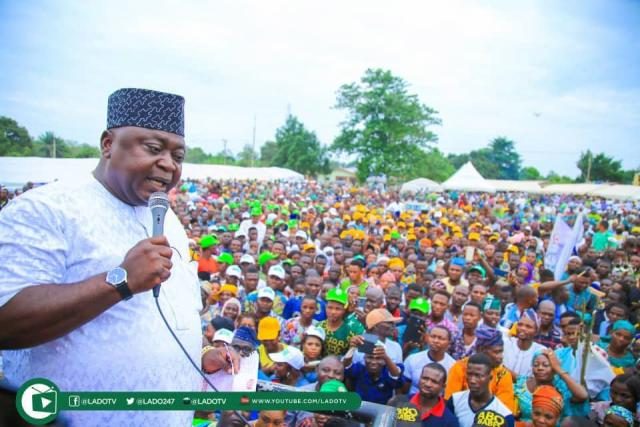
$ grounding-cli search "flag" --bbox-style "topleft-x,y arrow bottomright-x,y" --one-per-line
544,216 -> 572,276
545,214 -> 584,280
557,343 -> 614,399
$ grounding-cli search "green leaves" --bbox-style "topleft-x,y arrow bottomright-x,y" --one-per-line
331,68 -> 441,182
270,115 -> 331,176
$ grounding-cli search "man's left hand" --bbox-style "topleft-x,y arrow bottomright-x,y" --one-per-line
202,346 -> 240,374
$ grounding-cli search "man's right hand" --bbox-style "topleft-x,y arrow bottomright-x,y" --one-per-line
349,335 -> 365,348
120,236 -> 173,294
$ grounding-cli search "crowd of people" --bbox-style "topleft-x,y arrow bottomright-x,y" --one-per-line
2,177 -> 640,427
148,178 -> 639,426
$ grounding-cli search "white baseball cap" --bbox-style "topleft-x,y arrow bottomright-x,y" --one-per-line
226,265 -> 243,278
269,346 -> 304,370
257,287 -> 276,301
240,254 -> 256,265
304,325 -> 326,342
268,265 -> 286,280
213,328 -> 234,344
241,212 -> 250,219
295,230 -> 307,240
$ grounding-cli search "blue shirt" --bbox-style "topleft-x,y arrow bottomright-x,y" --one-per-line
282,296 -> 326,321
344,362 -> 404,405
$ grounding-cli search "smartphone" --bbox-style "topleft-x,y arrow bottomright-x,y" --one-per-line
403,315 -> 425,344
358,333 -> 379,354
357,297 -> 366,310
465,246 -> 475,263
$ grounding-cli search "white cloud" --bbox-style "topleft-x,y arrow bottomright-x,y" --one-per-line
0,0 -> 638,177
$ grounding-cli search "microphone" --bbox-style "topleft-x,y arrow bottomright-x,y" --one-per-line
148,191 -> 169,297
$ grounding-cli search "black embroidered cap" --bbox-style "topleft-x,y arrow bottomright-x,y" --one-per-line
107,88 -> 185,136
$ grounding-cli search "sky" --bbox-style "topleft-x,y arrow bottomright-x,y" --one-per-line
1,0 -> 639,178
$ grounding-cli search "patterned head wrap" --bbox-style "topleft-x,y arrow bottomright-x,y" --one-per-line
520,308 -> 540,329
476,325 -> 503,348
532,385 -> 563,417
605,405 -> 634,426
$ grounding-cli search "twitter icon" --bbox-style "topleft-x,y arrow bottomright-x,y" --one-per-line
126,397 -> 135,406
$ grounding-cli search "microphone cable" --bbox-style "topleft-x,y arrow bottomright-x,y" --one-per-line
153,295 -> 251,427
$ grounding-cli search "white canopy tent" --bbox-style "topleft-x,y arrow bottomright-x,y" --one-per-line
589,185 -> 640,201
486,179 -> 544,193
0,157 -> 303,188
400,177 -> 443,193
540,183 -> 607,196
442,162 -> 496,193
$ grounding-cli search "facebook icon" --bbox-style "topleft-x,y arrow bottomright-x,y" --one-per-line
69,395 -> 80,408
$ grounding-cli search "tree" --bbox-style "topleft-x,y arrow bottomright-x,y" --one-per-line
272,115 -> 330,176
260,140 -> 278,166
577,150 -> 627,183
520,166 -> 542,180
33,132 -> 70,158
408,148 -> 455,182
546,171 -> 574,184
237,144 -> 258,167
0,116 -> 33,156
487,137 -> 521,180
331,68 -> 441,181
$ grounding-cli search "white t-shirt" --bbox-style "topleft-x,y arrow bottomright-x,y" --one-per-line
403,350 -> 456,394
502,336 -> 546,378
0,176 -> 202,426
449,390 -> 515,427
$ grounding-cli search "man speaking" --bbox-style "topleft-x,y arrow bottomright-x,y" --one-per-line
0,89 -> 236,426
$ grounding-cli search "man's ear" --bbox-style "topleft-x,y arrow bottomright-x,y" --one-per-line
100,130 -> 114,158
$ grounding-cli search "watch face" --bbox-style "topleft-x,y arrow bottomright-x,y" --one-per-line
107,267 -> 126,284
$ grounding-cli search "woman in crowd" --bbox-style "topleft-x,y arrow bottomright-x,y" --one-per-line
590,374 -> 640,425
300,326 -> 326,383
514,349 -> 589,421
597,320 -> 636,373
221,297 -> 242,324
528,385 -> 564,427
282,295 -> 318,346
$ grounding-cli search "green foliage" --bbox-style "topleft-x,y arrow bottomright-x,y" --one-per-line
236,144 -> 259,167
577,150 -> 629,183
260,141 -> 278,165
331,68 -> 441,182
407,148 -> 455,182
546,170 -> 574,184
272,115 -> 330,176
488,137 -> 521,180
0,116 -> 33,156
520,166 -> 542,180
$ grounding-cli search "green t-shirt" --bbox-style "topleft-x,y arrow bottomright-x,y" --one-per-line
340,278 -> 369,297
319,318 -> 365,356
592,231 -> 616,252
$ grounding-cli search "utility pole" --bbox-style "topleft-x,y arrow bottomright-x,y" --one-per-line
222,139 -> 228,165
586,151 -> 592,182
252,115 -> 256,167
52,135 -> 56,158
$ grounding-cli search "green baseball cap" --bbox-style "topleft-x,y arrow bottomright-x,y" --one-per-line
408,297 -> 430,315
482,296 -> 501,312
469,265 -> 486,279
326,288 -> 348,307
251,207 -> 262,217
258,251 -> 279,266
217,252 -> 234,265
228,223 -> 239,232
390,231 -> 401,239
319,379 -> 348,393
199,234 -> 218,249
